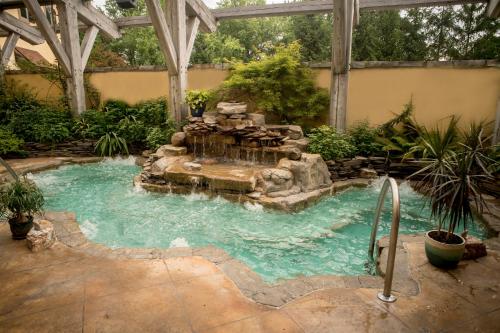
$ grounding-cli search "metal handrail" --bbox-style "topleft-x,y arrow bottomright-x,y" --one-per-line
368,177 -> 401,303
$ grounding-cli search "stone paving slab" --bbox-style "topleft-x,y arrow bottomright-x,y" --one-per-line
1,219 -> 500,332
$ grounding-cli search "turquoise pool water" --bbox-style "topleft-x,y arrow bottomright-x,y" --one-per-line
30,158 -> 487,283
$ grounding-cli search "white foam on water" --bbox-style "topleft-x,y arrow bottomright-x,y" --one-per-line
133,182 -> 145,193
101,156 -> 137,166
170,237 -> 189,248
80,219 -> 98,239
28,172 -> 59,187
244,201 -> 264,212
185,192 -> 209,201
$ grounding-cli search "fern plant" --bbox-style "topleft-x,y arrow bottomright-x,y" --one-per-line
95,132 -> 129,157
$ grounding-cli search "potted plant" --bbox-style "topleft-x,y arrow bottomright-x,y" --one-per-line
410,119 -> 497,268
0,177 -> 45,240
186,90 -> 210,117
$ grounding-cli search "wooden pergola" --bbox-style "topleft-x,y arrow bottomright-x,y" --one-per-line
0,0 -> 498,129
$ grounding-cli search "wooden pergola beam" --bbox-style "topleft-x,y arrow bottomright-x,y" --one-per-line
145,0 -> 178,74
186,16 -> 199,60
80,25 -> 99,69
185,0 -> 216,33
22,0 -> 71,75
0,11 -> 44,44
58,0 -> 121,39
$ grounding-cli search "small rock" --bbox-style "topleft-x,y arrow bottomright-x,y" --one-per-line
171,132 -> 186,147
27,220 -> 56,252
463,236 -> 487,260
183,162 -> 202,171
229,114 -> 247,119
217,102 -> 247,115
287,125 -> 304,140
247,113 -> 266,126
287,148 -> 302,161
142,150 -> 152,157
360,168 -> 378,179
157,144 -> 188,157
247,192 -> 262,199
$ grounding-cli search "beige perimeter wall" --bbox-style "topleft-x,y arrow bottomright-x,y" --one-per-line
5,65 -> 500,128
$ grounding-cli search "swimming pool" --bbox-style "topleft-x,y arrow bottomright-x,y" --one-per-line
30,157 -> 487,282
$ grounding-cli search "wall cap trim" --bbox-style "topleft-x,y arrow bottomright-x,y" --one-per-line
5,60 -> 499,74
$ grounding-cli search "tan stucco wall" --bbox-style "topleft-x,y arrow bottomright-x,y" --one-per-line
88,68 -> 229,104
5,66 -> 500,127
315,67 -> 500,127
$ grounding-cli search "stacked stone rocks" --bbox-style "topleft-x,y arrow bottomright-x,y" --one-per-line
326,156 -> 386,180
23,140 -> 97,157
179,102 -> 308,163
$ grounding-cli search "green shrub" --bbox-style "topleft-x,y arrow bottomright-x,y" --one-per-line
214,42 -> 329,125
117,117 -> 147,145
348,121 -> 382,156
95,132 -> 129,157
146,119 -> 178,150
102,99 -> 132,124
73,109 -> 110,139
376,100 -> 419,158
8,106 -> 72,143
307,126 -> 356,160
0,127 -> 24,156
134,98 -> 168,126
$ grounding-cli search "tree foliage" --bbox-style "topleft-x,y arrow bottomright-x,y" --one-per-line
213,42 -> 329,124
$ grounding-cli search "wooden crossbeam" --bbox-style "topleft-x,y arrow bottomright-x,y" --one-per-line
144,0 -> 178,74
58,0 -> 121,39
80,25 -> 99,69
0,11 -> 44,44
185,0 -> 217,33
1,31 -> 19,66
186,16 -> 199,60
22,0 -> 71,75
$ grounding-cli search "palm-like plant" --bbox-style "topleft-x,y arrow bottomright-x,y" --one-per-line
410,118 -> 498,243
95,132 -> 129,157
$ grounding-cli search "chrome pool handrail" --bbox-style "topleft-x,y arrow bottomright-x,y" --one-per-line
368,177 -> 400,303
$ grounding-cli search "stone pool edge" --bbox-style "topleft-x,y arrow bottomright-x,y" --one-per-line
41,210 -> 421,308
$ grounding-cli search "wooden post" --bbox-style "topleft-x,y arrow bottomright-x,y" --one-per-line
165,0 -> 188,122
329,0 -> 354,132
0,32 -> 19,84
57,1 -> 86,116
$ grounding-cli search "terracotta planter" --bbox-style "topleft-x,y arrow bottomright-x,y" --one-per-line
8,216 -> 34,240
424,230 -> 465,268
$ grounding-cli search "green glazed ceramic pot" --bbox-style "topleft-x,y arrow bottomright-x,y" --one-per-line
425,230 -> 465,268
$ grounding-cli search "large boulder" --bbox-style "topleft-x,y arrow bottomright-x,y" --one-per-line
260,168 -> 294,193
27,220 -> 56,252
171,132 -> 186,147
277,154 -> 332,192
156,144 -> 188,157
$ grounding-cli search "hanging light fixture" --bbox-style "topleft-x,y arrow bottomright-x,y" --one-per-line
115,0 -> 137,9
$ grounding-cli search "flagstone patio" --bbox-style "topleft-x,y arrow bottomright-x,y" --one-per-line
1,216 -> 500,333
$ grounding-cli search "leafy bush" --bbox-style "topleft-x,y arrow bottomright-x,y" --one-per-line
376,100 -> 419,158
95,132 -> 129,157
348,121 -> 382,156
117,117 -> 147,145
214,42 -> 329,125
0,127 -> 24,156
134,98 -> 168,126
8,106 -> 72,143
307,126 -> 356,160
146,120 -> 178,150
72,109 -> 110,139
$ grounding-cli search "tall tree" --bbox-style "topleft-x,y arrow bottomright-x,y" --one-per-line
289,14 -> 332,62
103,0 -> 164,66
